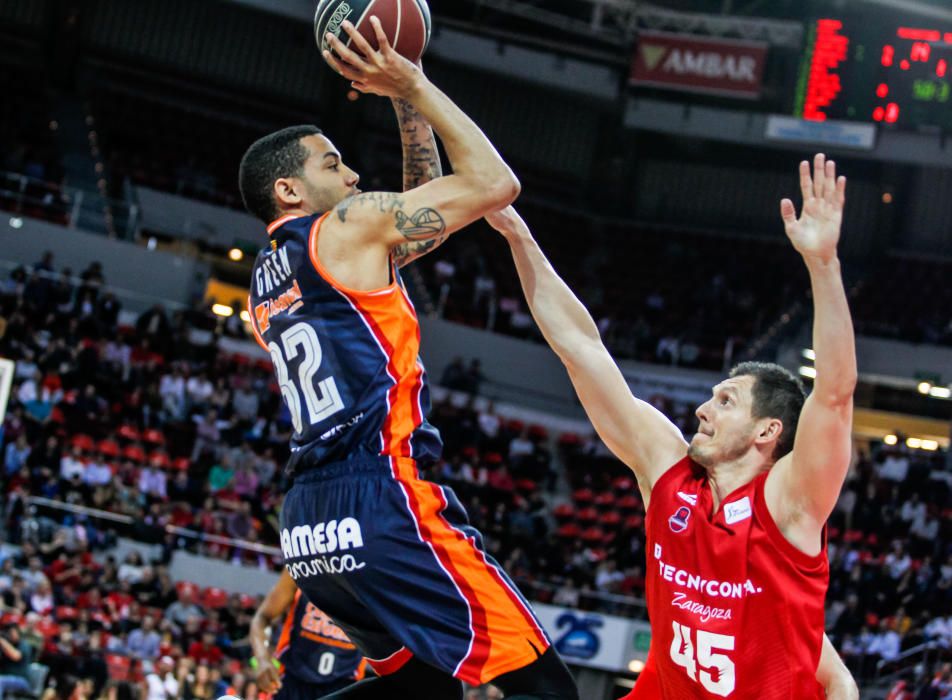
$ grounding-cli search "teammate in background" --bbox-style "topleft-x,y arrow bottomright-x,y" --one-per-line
250,571 -> 367,699
487,154 -> 858,699
238,17 -> 577,700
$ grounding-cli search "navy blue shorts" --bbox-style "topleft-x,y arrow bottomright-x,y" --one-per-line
279,456 -> 549,686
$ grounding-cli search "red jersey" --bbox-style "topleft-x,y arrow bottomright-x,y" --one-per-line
626,458 -> 829,699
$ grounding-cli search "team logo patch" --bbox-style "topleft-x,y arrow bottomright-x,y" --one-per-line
668,506 -> 691,533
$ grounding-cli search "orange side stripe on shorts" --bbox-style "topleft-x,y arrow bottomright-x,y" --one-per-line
394,459 -> 548,685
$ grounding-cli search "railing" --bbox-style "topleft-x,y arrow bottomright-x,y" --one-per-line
16,497 -> 649,616
872,640 -> 948,687
0,260 -> 190,314
0,170 -> 139,239
23,497 -> 282,558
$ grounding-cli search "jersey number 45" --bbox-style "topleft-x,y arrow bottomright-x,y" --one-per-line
670,622 -> 736,696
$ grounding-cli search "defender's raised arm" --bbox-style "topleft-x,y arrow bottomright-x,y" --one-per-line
766,155 -> 858,555
487,207 -> 687,500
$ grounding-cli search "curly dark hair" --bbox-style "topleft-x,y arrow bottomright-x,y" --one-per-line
238,125 -> 322,224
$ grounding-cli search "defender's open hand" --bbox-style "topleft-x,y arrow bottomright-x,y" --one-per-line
781,154 -> 847,263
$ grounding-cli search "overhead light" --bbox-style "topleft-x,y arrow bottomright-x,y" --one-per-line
883,434 -> 898,446
628,659 -> 645,673
907,438 -> 922,449
801,348 -> 816,361
918,381 -> 932,395
228,248 -> 243,262
798,366 -> 817,379
929,386 -> 951,399
921,440 -> 939,451
239,310 -> 250,323
212,304 -> 234,317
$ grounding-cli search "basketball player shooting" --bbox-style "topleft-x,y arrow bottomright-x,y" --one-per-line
239,17 -> 578,700
486,155 -> 859,699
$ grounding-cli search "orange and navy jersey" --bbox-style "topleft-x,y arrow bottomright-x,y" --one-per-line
248,213 -> 442,474
274,591 -> 367,685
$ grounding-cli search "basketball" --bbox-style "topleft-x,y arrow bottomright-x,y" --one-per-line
314,0 -> 431,64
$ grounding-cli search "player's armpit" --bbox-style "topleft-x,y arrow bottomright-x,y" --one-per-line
327,173 -> 518,255
564,338 -> 688,499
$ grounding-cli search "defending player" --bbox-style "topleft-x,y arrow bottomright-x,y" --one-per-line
487,154 -> 857,698
239,17 -> 578,700
251,571 -> 368,698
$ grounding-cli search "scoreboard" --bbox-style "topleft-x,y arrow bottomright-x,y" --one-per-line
795,17 -> 952,129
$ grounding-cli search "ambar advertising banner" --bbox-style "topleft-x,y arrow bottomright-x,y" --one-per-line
631,31 -> 768,99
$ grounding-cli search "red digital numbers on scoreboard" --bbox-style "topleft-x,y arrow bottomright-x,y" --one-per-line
799,19 -> 952,128
802,19 -> 849,121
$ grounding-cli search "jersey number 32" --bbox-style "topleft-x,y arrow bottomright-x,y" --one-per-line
269,322 -> 346,434
670,622 -> 735,696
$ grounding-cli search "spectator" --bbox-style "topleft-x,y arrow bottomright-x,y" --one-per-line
126,616 -> 161,661
164,589 -> 204,628
3,435 -> 30,477
0,623 -> 34,699
186,631 -> 222,667
144,656 -> 178,700
29,579 -> 54,615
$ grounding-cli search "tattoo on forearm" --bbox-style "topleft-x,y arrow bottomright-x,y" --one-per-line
393,98 -> 442,192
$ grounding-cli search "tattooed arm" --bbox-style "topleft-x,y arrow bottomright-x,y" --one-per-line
390,95 -> 447,267
319,18 -> 519,273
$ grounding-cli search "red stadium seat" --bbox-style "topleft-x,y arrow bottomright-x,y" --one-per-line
71,434 -> 95,452
617,495 -> 640,512
528,424 -> 548,440
175,580 -> 200,598
122,445 -> 146,463
553,504 -> 575,521
202,586 -> 229,609
602,512 -> 622,527
558,432 -> 581,447
514,478 -> 537,493
142,428 -> 165,445
624,515 -> 645,530
105,654 -> 132,680
576,507 -> 598,523
149,451 -> 171,469
239,593 -> 259,609
55,606 -> 78,621
172,457 -> 190,471
98,439 -> 120,458
594,493 -> 615,509
557,523 -> 581,539
572,488 -> 594,505
581,526 -> 604,543
117,425 -> 140,442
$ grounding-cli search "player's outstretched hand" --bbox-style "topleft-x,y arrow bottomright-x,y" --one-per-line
780,153 -> 847,263
323,16 -> 423,99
